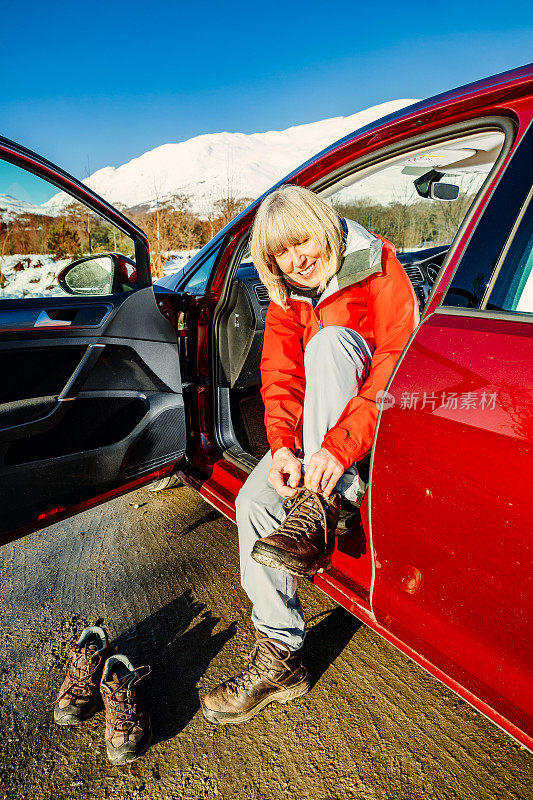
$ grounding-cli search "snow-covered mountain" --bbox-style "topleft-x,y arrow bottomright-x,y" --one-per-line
42,100 -> 416,217
0,193 -> 53,222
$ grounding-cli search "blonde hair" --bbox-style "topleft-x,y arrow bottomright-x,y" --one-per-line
250,185 -> 344,307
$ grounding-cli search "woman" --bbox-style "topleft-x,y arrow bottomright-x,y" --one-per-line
202,185 -> 419,725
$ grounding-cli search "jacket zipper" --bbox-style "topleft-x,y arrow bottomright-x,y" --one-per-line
310,297 -> 322,329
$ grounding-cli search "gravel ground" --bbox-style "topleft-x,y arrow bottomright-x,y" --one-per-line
0,484 -> 530,800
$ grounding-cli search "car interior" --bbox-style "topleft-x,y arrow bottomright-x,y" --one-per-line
213,126 -> 508,476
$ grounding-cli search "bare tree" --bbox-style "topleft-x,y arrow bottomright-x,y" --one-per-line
139,183 -> 203,278
387,184 -> 415,252
0,223 -> 8,288
167,192 -> 201,249
213,194 -> 251,228
213,153 -> 252,228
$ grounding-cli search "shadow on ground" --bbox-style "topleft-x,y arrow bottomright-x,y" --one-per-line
110,595 -> 361,743
112,589 -> 236,744
304,606 -> 363,687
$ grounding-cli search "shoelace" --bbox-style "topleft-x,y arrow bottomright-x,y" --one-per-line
105,665 -> 151,733
53,645 -> 102,705
278,489 -> 329,547
226,639 -> 291,696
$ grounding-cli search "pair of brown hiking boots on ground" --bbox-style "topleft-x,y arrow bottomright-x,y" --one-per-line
54,626 -> 152,765
203,486 -> 343,725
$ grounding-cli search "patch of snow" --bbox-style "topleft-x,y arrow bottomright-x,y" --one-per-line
162,249 -> 200,275
0,254 -> 68,299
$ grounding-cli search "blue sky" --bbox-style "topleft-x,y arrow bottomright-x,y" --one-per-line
1,0 -> 532,201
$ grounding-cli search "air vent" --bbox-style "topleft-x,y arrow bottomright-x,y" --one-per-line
403,263 -> 425,286
253,283 -> 270,303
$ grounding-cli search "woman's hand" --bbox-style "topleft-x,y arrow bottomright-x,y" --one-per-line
304,448 -> 344,497
268,447 -> 302,499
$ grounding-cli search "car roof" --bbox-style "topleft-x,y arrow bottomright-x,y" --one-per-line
314,63 -> 533,163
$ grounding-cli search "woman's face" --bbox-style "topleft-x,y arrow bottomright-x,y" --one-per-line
273,237 -> 325,288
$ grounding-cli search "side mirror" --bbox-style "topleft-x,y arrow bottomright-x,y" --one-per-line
57,253 -> 138,296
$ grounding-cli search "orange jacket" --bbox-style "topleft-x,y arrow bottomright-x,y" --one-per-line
260,219 -> 420,470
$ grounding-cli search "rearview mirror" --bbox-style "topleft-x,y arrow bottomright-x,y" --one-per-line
430,182 -> 460,201
57,253 -> 138,296
414,169 -> 460,201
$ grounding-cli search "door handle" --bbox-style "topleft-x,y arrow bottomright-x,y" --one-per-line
34,310 -> 72,328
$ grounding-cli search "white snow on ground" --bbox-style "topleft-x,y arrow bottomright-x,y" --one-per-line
41,100 -> 417,217
163,249 -> 200,275
0,255 -> 69,299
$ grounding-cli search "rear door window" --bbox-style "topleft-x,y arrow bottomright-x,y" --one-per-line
486,197 -> 533,314
441,121 -> 532,311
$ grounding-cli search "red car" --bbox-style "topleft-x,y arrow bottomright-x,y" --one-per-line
1,64 -> 531,751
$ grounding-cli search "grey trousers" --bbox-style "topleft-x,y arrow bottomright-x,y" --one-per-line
236,326 -> 373,651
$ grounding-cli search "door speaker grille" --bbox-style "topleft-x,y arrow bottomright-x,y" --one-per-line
122,406 -> 186,478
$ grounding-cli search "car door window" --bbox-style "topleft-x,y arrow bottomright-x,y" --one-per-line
324,126 -> 507,311
0,159 -> 136,300
486,198 -> 533,314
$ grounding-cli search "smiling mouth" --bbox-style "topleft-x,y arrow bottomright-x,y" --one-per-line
298,262 -> 315,277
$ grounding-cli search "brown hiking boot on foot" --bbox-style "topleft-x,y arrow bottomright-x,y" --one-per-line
53,625 -> 109,726
100,655 -> 153,765
201,633 -> 310,724
251,488 -> 342,577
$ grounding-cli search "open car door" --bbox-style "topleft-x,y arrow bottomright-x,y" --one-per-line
0,138 -> 186,543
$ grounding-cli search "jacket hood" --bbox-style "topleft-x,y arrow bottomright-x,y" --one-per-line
338,218 -> 384,287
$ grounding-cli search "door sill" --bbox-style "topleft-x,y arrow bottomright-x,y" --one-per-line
222,444 -> 257,475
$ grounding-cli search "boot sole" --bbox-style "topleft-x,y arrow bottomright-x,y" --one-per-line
201,676 -> 311,725
251,541 -> 332,578
54,713 -> 85,726
106,728 -> 153,766
53,700 -> 100,726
